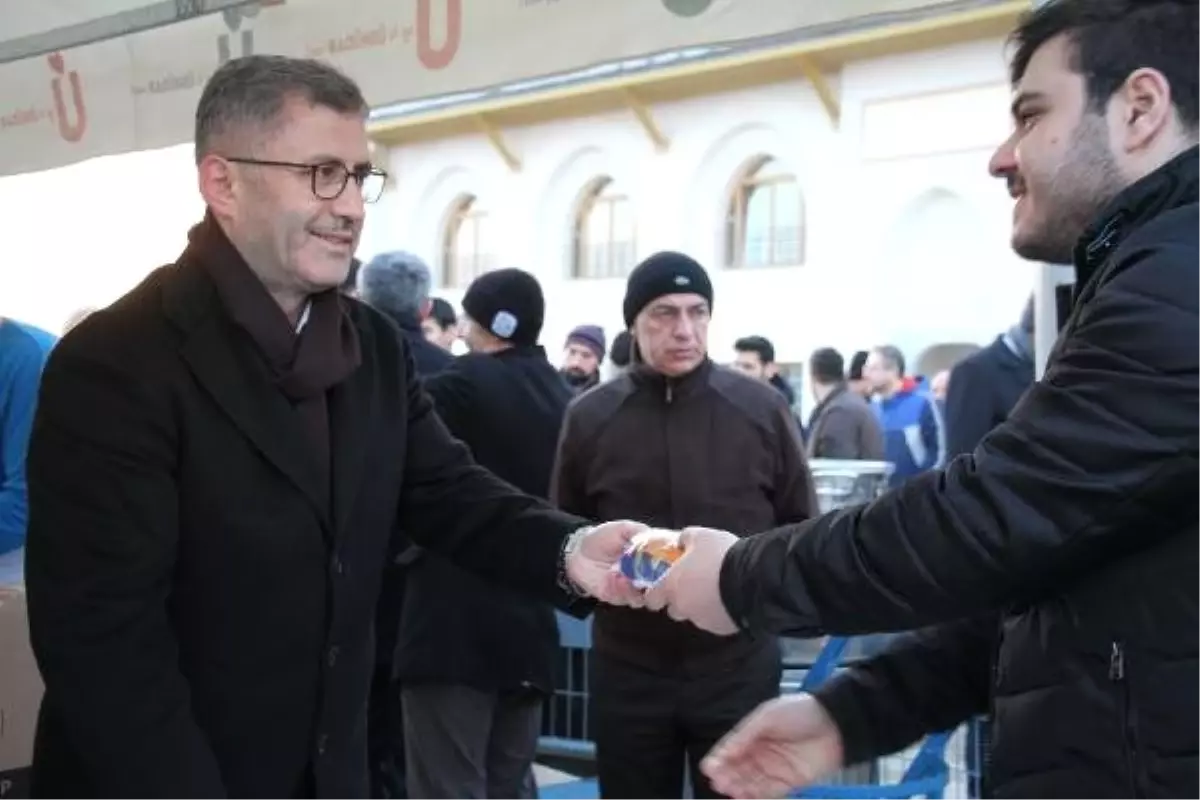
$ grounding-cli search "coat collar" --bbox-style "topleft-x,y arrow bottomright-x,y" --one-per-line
628,358 -> 713,403
161,225 -> 375,540
1073,146 -> 1198,290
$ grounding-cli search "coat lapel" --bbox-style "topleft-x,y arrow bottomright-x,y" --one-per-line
328,317 -> 377,539
164,257 -> 330,523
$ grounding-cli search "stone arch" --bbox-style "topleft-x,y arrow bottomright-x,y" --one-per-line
410,165 -> 485,286
534,145 -> 638,280
683,122 -> 808,267
915,341 -> 981,377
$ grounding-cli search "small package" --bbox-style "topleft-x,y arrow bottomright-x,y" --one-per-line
618,529 -> 684,589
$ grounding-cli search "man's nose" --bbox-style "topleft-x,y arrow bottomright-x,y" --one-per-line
331,185 -> 366,222
673,318 -> 697,340
989,133 -> 1018,179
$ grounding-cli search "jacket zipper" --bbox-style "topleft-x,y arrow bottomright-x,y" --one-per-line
1110,641 -> 1145,797
664,380 -> 673,404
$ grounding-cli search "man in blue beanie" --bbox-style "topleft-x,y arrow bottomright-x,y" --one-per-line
560,324 -> 607,393
356,250 -> 453,799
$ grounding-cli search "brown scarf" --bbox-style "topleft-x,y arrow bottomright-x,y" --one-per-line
188,213 -> 361,510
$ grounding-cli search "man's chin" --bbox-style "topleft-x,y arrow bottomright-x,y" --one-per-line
1012,232 -> 1073,265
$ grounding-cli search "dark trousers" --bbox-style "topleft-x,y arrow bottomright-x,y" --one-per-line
367,666 -> 407,799
593,648 -> 781,799
402,684 -> 542,799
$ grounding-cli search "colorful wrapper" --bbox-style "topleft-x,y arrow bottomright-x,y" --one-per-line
618,530 -> 684,589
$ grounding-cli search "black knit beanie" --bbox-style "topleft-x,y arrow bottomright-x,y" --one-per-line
462,268 -> 545,345
622,251 -> 713,328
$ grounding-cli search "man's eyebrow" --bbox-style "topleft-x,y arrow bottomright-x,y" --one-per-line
1010,90 -> 1046,116
305,154 -> 373,168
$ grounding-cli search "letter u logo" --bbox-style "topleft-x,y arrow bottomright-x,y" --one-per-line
49,52 -> 87,143
416,0 -> 461,70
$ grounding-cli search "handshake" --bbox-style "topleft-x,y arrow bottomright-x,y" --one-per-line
564,521 -> 743,636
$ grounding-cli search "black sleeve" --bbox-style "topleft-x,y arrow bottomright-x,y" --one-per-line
943,356 -> 995,460
813,615 -> 996,765
394,343 -> 591,612
719,238 -> 1198,636
25,344 -> 226,797
422,362 -> 474,439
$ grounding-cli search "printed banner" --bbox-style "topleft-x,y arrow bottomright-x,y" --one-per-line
0,0 -> 980,177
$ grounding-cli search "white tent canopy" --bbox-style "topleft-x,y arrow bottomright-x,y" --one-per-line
0,1 -> 257,63
0,0 -> 1003,178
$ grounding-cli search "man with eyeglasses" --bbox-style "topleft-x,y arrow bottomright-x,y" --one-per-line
23,55 -> 644,799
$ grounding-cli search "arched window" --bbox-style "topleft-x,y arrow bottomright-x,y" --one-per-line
442,195 -> 495,288
571,177 -> 636,279
724,157 -> 804,268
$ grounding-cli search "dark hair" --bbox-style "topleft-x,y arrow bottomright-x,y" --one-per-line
809,348 -> 845,384
1010,0 -> 1198,131
610,330 -> 633,368
872,345 -> 906,377
734,335 -> 776,365
428,297 -> 457,329
195,55 -> 369,162
847,350 -> 869,381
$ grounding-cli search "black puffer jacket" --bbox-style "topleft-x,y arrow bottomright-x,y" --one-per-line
719,147 -> 1199,797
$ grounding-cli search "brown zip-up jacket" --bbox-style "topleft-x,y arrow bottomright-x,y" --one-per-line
806,383 -> 885,461
551,359 -> 817,673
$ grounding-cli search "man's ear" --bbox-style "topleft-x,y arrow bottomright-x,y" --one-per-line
765,363 -> 779,379
198,154 -> 237,219
1119,67 -> 1175,153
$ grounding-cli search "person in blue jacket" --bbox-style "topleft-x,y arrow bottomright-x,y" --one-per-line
863,345 -> 945,486
0,317 -> 56,553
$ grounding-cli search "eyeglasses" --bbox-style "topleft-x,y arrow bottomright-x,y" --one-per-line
224,157 -> 388,204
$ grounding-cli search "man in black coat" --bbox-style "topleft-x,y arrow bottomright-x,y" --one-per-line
642,1 -> 1199,797
358,251 -> 454,379
357,250 -> 453,798
398,268 -> 573,798
943,297 -> 1036,459
23,55 -> 642,799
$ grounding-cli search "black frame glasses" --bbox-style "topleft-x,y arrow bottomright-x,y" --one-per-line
224,157 -> 389,203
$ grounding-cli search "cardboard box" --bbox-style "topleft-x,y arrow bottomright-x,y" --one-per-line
0,554 -> 41,798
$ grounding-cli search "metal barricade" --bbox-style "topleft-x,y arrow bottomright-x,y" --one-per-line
786,459 -> 890,788
808,458 -> 894,513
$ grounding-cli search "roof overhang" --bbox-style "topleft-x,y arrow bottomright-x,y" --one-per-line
369,0 -> 1025,149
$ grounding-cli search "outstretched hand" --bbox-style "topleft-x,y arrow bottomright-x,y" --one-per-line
702,693 -> 845,798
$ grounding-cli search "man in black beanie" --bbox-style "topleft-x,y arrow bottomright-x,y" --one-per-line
398,268 -> 571,799
551,251 -> 817,798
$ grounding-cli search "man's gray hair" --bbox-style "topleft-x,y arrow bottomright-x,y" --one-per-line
872,344 -> 906,376
358,251 -> 433,327
194,55 -> 368,163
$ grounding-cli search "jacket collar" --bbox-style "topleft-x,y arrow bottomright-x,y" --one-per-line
1074,146 -> 1198,288
492,343 -> 548,361
812,382 -> 849,417
629,358 -> 712,403
387,310 -> 423,334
